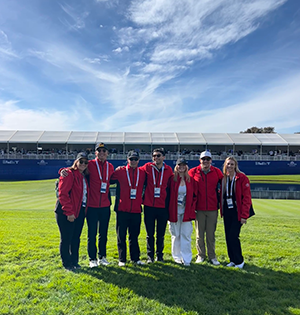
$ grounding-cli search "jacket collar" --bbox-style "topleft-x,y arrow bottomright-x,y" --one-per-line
96,158 -> 107,165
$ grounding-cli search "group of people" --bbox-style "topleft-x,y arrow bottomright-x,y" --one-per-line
55,143 -> 254,271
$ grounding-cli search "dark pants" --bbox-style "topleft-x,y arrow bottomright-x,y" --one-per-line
144,206 -> 169,260
55,207 -> 85,268
116,211 -> 141,263
86,206 -> 111,260
223,206 -> 243,265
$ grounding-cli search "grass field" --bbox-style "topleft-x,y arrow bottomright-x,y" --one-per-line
0,180 -> 300,315
248,175 -> 300,184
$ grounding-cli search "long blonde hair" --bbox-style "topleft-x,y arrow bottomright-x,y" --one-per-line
173,164 -> 190,182
222,156 -> 243,176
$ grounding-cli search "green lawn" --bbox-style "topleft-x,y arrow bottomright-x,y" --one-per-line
248,175 -> 300,184
0,180 -> 300,315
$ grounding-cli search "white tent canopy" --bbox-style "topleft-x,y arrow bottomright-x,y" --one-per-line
0,130 -> 299,146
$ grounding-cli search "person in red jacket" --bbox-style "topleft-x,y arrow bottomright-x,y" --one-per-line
110,150 -> 146,267
220,156 -> 252,269
87,143 -> 114,268
188,150 -> 223,265
55,152 -> 89,271
168,158 -> 197,266
141,147 -> 173,263
60,143 -> 114,268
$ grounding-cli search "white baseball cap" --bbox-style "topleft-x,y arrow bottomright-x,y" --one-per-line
200,150 -> 212,159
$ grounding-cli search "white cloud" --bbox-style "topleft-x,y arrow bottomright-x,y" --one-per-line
59,3 -> 89,31
0,30 -> 19,59
0,100 -> 72,130
113,47 -> 122,53
84,57 -> 101,64
119,0 -> 288,72
0,98 -> 96,131
26,43 -> 121,84
110,73 -> 300,133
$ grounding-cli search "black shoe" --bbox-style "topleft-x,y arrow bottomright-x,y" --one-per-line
73,263 -> 81,269
64,265 -> 74,272
156,257 -> 164,263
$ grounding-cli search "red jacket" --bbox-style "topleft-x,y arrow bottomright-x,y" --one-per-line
141,162 -> 173,208
88,159 -> 114,208
220,172 -> 252,221
58,169 -> 89,218
168,176 -> 197,222
188,165 -> 223,211
110,165 -> 146,213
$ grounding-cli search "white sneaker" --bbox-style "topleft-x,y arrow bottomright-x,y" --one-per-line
195,257 -> 205,263
134,260 -> 145,265
98,257 -> 110,266
226,262 -> 235,267
211,258 -> 220,266
118,261 -> 126,267
175,259 -> 182,264
235,261 -> 245,269
89,260 -> 98,268
184,262 -> 190,266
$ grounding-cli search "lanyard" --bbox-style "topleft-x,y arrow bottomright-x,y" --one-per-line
152,163 -> 165,187
95,159 -> 109,182
82,177 -> 87,206
226,173 -> 236,198
126,165 -> 139,188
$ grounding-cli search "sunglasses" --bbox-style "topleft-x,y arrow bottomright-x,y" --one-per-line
152,154 -> 162,158
129,157 -> 139,161
97,148 -> 107,153
201,157 -> 211,161
79,160 -> 89,165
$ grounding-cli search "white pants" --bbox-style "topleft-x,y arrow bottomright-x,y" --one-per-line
169,214 -> 193,265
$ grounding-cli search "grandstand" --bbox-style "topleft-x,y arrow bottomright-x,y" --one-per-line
1,130 -> 300,161
1,130 -> 300,180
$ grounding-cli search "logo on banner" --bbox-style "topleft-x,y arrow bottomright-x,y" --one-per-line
2,160 -> 19,165
37,160 -> 48,165
65,160 -> 73,166
287,161 -> 297,167
255,162 -> 271,166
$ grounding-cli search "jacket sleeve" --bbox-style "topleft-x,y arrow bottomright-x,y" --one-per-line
109,163 -> 115,177
168,179 -> 177,222
140,163 -> 147,172
191,177 -> 197,212
165,173 -> 174,210
58,167 -> 68,175
188,168 -> 195,178
219,178 -> 224,218
217,168 -> 224,181
240,175 -> 252,219
110,168 -> 120,184
58,170 -> 75,216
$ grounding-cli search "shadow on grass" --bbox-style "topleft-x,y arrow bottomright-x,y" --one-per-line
79,261 -> 300,315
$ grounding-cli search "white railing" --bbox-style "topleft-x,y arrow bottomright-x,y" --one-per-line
0,153 -> 299,161
251,190 -> 300,199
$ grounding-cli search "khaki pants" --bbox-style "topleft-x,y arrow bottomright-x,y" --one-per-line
195,210 -> 218,260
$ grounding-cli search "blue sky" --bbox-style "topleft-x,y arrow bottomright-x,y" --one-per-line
0,0 -> 299,133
